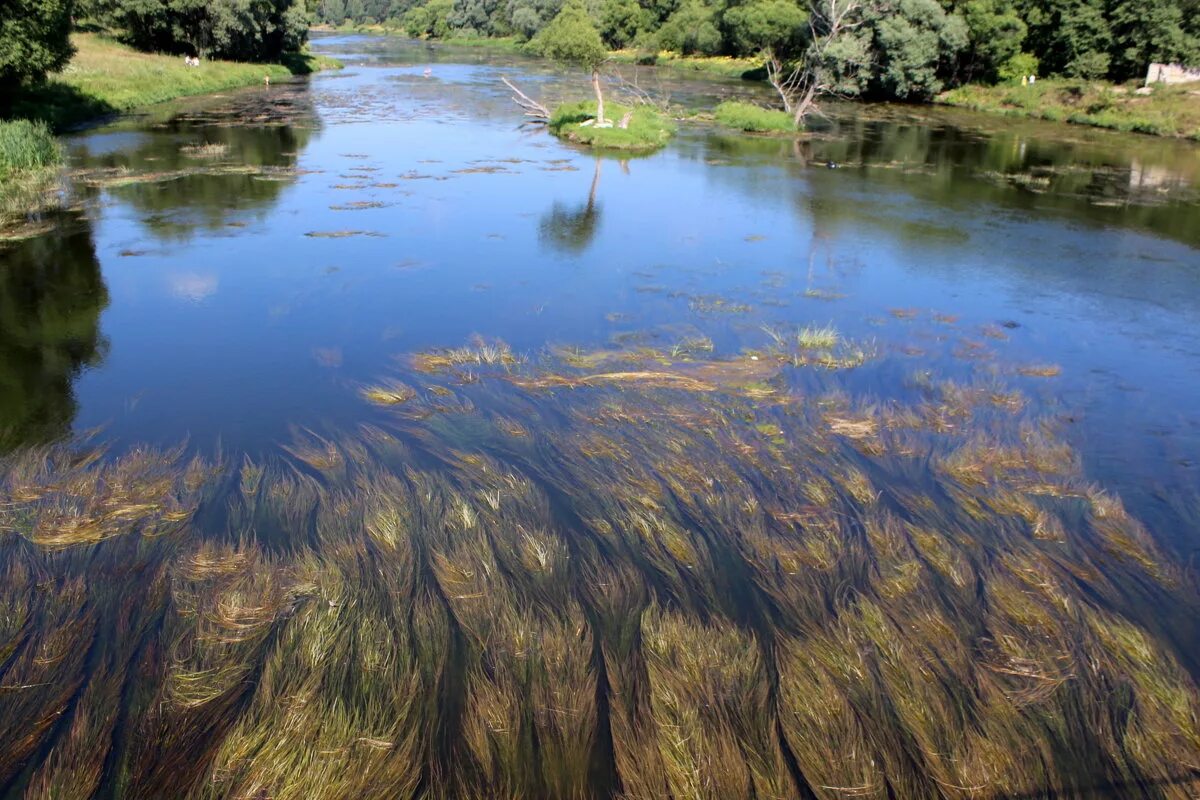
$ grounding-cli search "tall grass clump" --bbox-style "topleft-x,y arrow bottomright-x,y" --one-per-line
713,101 -> 796,133
0,120 -> 60,175
0,119 -> 63,226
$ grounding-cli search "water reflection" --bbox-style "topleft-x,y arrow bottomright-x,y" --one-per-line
0,215 -> 108,452
68,83 -> 320,242
539,159 -> 603,254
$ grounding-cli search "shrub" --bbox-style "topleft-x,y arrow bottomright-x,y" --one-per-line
713,100 -> 795,132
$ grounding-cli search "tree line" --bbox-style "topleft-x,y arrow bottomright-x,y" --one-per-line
1,0 -> 309,93
317,0 -> 1200,95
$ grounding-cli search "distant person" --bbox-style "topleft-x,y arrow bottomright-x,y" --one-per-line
1021,75 -> 1028,86
1029,74 -> 1036,84
423,67 -> 432,78
264,74 -> 270,87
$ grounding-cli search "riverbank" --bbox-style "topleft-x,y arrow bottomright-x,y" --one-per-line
4,34 -> 342,132
939,79 -> 1200,140
314,24 -> 760,80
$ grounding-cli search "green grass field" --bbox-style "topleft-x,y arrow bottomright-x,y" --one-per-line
6,34 -> 342,131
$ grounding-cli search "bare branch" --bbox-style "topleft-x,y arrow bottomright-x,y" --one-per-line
501,76 -> 551,122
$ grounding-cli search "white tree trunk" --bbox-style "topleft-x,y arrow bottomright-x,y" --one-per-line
791,82 -> 819,127
592,68 -> 607,126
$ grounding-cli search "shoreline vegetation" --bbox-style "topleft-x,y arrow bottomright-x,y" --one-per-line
0,120 -> 62,225
5,34 -> 343,133
938,80 -> 1200,140
316,24 -> 1200,141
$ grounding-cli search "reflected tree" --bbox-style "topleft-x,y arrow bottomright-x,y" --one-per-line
73,86 -> 319,242
0,216 -> 109,452
538,159 -> 604,255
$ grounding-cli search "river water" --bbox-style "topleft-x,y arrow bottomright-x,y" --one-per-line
1,33 -> 1199,798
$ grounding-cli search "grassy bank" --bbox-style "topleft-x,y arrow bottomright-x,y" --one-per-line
5,34 -> 342,131
549,100 -> 675,151
608,49 -> 762,80
939,79 -> 1200,140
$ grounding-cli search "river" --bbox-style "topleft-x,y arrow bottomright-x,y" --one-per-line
0,33 -> 1198,798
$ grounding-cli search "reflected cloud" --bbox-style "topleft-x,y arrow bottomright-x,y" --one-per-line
168,271 -> 219,303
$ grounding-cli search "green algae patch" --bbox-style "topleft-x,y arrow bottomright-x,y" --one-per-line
549,101 -> 676,152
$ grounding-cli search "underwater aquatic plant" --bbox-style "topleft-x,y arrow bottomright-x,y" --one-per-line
1,331 -> 1199,799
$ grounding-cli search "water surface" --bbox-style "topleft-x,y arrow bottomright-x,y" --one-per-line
1,33 -> 1199,798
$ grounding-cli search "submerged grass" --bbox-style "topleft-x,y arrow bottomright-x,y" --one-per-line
1,326 -> 1199,797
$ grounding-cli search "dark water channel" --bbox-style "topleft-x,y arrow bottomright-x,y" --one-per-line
1,32 -> 1199,799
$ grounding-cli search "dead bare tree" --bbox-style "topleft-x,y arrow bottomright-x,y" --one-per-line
501,76 -> 551,123
766,0 -> 867,126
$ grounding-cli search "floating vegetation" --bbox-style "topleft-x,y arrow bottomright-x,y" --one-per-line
329,200 -> 388,211
688,294 -> 753,314
179,142 -> 229,158
1017,363 -> 1064,377
360,381 -> 416,405
1,323 -> 1198,798
411,337 -> 520,373
451,165 -> 516,175
796,323 -> 839,349
304,229 -> 387,238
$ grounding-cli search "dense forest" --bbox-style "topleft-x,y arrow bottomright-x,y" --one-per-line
316,0 -> 1200,95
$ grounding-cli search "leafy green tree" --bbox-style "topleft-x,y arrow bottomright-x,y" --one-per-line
655,0 -> 722,54
760,0 -> 873,125
597,0 -> 649,47
1019,0 -> 1110,77
403,0 -> 454,35
1107,0 -> 1197,80
346,0 -> 366,20
956,0 -> 1026,82
110,0 -> 308,60
0,0 -> 75,90
449,0 -> 511,34
529,0 -> 611,122
869,0 -> 968,98
321,0 -> 348,23
722,0 -> 806,56
506,0 -> 561,38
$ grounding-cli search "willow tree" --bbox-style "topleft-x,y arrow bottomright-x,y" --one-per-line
529,0 -> 611,126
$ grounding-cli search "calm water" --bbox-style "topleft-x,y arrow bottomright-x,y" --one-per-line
2,33 -> 1200,797
10,35 -> 1200,536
